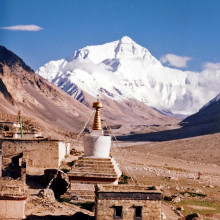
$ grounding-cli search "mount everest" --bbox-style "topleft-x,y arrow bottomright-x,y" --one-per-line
37,36 -> 220,116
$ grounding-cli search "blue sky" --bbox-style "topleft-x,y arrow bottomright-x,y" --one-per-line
1,0 -> 220,71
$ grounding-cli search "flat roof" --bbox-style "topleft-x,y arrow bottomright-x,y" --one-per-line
0,137 -> 65,142
96,184 -> 161,193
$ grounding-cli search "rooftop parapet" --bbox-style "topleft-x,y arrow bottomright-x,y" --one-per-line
0,178 -> 27,200
96,184 -> 161,193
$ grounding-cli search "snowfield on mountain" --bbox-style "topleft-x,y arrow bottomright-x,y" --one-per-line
37,36 -> 220,115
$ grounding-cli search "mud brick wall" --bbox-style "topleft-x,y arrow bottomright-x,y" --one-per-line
0,139 -> 68,171
0,199 -> 26,219
1,139 -> 58,156
27,141 -> 60,169
96,199 -> 161,220
0,179 -> 27,219
0,179 -> 26,194
95,189 -> 162,220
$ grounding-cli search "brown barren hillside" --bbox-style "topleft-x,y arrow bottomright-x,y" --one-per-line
0,45 -> 92,137
81,91 -> 179,133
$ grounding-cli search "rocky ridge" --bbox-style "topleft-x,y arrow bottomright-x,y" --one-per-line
0,45 -> 91,137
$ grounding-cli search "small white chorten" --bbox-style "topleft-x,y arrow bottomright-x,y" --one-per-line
66,96 -> 122,201
83,96 -> 111,158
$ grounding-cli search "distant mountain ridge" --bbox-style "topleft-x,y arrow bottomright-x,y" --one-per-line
37,36 -> 220,115
0,45 -> 33,72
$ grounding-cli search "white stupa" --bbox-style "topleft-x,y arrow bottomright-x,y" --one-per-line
83,97 -> 111,158
66,97 -> 122,201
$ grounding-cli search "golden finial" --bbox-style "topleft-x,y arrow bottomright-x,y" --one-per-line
92,95 -> 103,130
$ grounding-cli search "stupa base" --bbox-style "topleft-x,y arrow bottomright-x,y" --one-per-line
64,157 -> 122,202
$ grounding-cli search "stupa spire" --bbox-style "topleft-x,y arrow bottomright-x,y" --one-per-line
92,95 -> 103,130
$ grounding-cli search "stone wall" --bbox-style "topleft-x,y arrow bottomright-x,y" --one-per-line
27,141 -> 59,170
0,122 -> 19,132
0,178 -> 26,193
0,138 -> 69,174
0,132 -> 38,139
95,185 -> 162,220
1,138 -> 56,156
13,132 -> 38,139
0,199 -> 26,219
0,179 -> 27,219
96,199 -> 161,220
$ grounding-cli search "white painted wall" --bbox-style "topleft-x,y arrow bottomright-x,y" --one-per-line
66,142 -> 70,155
58,141 -> 67,166
83,135 -> 111,158
0,200 -> 26,219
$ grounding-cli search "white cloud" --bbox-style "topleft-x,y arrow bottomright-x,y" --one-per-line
202,62 -> 220,71
160,53 -> 192,68
1,25 -> 43,31
200,62 -> 220,91
186,61 -> 220,111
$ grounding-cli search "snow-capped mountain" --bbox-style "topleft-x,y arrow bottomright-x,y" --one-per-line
37,36 -> 220,115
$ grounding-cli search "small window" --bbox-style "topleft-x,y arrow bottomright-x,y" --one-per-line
4,126 -> 9,131
134,206 -> 142,219
114,206 -> 123,219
